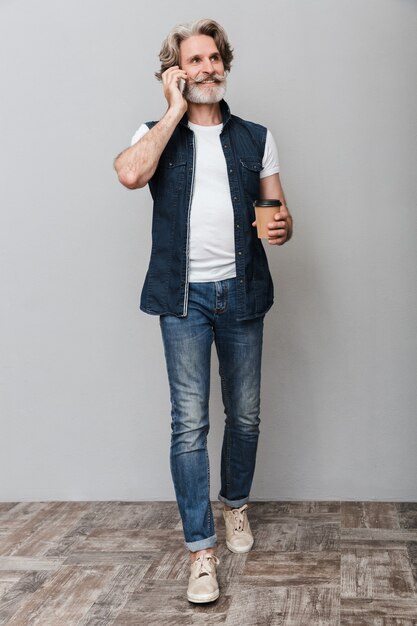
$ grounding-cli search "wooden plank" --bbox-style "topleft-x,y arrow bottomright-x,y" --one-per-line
244,521 -> 299,552
78,563 -> 151,625
82,501 -> 181,530
6,565 -> 115,626
45,501 -> 110,558
0,571 -> 26,602
249,501 -> 341,520
0,503 -> 20,517
341,597 -> 417,623
242,550 -> 340,586
73,528 -> 184,553
342,547 -> 415,598
114,579 -> 231,625
296,522 -> 340,551
0,570 -> 51,624
0,556 -> 63,571
342,502 -> 400,529
0,502 -> 91,557
0,502 -> 50,532
225,585 -> 340,626
406,541 -> 417,590
398,503 -> 417,530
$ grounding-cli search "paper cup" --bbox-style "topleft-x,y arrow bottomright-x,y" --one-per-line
254,199 -> 282,238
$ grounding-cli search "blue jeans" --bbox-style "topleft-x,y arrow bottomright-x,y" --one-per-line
159,278 -> 264,552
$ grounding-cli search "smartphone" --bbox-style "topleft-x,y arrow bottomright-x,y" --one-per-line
178,78 -> 185,94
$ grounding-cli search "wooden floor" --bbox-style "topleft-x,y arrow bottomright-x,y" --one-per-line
0,501 -> 417,625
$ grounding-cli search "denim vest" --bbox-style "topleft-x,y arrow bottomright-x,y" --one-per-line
141,99 -> 274,321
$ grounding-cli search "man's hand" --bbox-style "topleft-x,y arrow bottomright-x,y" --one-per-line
114,68 -> 188,189
255,173 -> 293,245
252,204 -> 293,245
162,66 -> 188,114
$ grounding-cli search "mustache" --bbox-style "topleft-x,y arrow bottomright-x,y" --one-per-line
191,73 -> 226,84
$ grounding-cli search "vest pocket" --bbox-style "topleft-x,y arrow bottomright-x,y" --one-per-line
157,156 -> 187,199
164,157 -> 186,168
240,157 -> 263,198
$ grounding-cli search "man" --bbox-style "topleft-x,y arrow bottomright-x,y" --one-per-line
114,18 -> 292,603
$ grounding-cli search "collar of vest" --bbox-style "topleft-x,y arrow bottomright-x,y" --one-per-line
179,98 -> 231,129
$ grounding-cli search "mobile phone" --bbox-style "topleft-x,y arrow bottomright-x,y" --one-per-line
178,78 -> 185,94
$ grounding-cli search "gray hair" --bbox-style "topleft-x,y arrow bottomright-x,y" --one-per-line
155,18 -> 234,80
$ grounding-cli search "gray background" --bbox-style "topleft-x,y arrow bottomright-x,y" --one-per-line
1,0 -> 416,502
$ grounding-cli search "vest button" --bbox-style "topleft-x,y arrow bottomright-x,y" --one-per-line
229,168 -> 233,173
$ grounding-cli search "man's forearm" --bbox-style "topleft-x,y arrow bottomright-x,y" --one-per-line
114,106 -> 184,189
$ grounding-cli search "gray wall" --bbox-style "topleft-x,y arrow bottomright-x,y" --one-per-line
1,0 -> 416,501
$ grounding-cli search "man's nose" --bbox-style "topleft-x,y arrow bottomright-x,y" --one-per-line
201,57 -> 215,73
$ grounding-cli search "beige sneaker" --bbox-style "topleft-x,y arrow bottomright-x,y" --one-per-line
223,504 -> 254,553
187,553 -> 220,603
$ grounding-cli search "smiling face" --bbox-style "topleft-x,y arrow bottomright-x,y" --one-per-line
179,34 -> 227,104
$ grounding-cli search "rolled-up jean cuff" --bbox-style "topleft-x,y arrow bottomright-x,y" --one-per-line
185,533 -> 218,552
218,494 -> 250,508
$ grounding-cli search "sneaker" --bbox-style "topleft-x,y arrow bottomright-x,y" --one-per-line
187,553 -> 220,603
223,503 -> 254,553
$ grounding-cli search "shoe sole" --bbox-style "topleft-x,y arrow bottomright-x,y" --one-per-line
187,588 -> 220,603
226,540 -> 254,554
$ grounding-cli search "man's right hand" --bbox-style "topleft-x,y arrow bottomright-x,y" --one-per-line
162,66 -> 188,114
114,68 -> 188,189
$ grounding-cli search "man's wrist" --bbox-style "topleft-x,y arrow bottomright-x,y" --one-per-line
286,216 -> 293,241
284,207 -> 293,241
166,103 -> 187,122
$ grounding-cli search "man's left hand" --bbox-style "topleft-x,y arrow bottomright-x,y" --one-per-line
252,205 -> 293,245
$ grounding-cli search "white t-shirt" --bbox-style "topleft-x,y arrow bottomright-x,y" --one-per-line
131,122 -> 280,282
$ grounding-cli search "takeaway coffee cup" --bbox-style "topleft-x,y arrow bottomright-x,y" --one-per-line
254,199 -> 282,239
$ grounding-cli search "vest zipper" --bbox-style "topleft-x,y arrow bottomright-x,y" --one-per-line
182,131 -> 196,317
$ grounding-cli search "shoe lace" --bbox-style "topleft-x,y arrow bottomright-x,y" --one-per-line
194,554 -> 220,577
231,504 -> 249,533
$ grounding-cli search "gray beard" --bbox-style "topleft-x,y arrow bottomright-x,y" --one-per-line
185,79 -> 227,104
